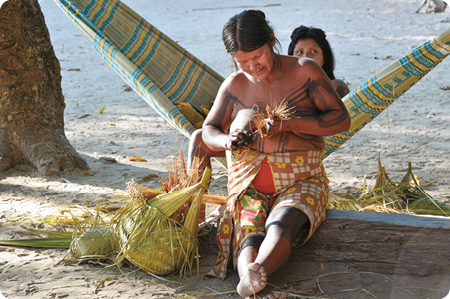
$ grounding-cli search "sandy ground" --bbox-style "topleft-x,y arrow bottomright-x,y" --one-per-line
1,0 -> 450,298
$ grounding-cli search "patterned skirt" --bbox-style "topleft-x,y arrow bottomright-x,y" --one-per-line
210,148 -> 329,279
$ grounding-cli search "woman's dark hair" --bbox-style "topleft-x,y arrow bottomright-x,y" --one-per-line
222,10 -> 280,55
288,25 -> 336,80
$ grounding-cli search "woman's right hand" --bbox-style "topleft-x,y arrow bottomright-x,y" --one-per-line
227,128 -> 254,151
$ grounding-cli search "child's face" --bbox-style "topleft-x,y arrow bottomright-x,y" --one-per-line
293,38 -> 324,67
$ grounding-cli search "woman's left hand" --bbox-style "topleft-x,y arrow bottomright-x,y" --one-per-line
266,119 -> 290,134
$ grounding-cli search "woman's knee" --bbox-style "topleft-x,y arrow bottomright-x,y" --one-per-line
190,129 -> 204,147
265,207 -> 308,241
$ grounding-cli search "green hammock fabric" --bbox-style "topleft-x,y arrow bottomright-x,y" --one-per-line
53,0 -> 450,161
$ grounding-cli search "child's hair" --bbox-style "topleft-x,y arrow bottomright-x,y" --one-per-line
288,25 -> 336,80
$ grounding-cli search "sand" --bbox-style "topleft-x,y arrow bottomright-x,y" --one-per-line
1,0 -> 450,298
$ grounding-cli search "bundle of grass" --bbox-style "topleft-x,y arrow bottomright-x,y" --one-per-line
126,180 -> 226,207
328,153 -> 450,216
159,146 -> 204,193
112,168 -> 212,276
251,98 -> 295,139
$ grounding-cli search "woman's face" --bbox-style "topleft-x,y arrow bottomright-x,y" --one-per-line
292,38 -> 324,67
233,43 -> 274,81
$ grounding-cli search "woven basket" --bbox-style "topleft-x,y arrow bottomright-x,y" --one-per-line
70,228 -> 119,261
118,219 -> 195,275
114,168 -> 210,275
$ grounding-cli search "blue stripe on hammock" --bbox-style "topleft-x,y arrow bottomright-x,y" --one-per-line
179,68 -> 208,105
127,23 -> 154,64
99,2 -> 120,32
91,1 -> 115,31
138,26 -> 169,71
159,55 -> 189,96
84,0 -> 98,20
135,26 -> 163,70
171,60 -> 205,104
122,18 -> 147,57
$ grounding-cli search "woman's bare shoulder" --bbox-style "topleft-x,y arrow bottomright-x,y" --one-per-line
222,70 -> 251,91
283,56 -> 324,78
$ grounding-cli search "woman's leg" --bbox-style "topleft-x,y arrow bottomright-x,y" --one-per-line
236,236 -> 268,297
237,207 -> 307,298
255,207 -> 308,274
237,236 -> 265,279
187,129 -> 225,170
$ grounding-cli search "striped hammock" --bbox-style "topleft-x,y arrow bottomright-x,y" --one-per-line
53,0 -> 450,161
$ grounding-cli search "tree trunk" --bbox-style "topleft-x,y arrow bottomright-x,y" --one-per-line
0,0 -> 88,176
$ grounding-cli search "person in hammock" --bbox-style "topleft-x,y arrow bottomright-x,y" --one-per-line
188,24 -> 348,171
203,10 -> 350,299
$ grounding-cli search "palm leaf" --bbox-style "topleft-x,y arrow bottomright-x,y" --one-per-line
113,168 -> 212,276
0,237 -> 72,248
328,153 -> 450,217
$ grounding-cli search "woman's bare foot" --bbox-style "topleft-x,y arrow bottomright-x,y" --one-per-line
245,289 -> 287,299
237,263 -> 268,297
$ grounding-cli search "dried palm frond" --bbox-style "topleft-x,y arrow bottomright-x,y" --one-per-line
113,168 -> 211,276
328,153 -> 450,217
160,145 -> 204,193
176,103 -> 204,129
360,204 -> 403,214
0,203 -> 116,251
251,98 -> 295,139
200,105 -> 211,117
0,226 -> 73,248
126,180 -> 226,207
327,192 -> 374,211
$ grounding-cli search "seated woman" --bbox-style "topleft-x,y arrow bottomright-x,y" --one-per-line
288,25 -> 349,98
203,10 -> 350,299
187,25 -> 348,171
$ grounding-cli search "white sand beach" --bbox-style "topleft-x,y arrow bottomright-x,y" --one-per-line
1,0 -> 449,298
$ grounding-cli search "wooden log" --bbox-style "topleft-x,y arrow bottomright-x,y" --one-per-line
200,209 -> 450,276
292,210 -> 450,276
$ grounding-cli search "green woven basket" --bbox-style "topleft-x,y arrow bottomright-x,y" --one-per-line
70,228 -> 119,261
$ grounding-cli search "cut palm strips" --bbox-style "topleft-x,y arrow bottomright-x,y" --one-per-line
112,168 -> 212,276
327,153 -> 450,216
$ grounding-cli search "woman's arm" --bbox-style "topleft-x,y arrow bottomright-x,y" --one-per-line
272,59 -> 351,136
331,79 -> 350,98
202,77 -> 240,152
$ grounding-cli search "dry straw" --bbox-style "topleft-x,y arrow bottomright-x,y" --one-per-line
327,153 -> 450,216
251,98 -> 295,139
